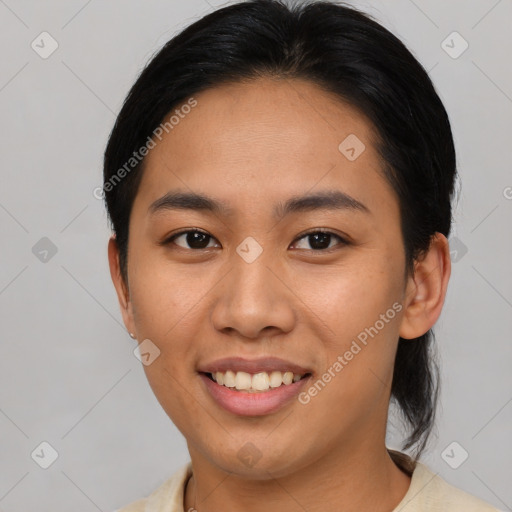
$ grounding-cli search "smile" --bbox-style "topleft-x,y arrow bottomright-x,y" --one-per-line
208,370 -> 308,392
199,371 -> 312,416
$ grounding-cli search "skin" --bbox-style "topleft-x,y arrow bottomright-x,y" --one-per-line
108,77 -> 451,512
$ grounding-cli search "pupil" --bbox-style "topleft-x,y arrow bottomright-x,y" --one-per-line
310,233 -> 330,250
185,232 -> 331,250
188,232 -> 209,249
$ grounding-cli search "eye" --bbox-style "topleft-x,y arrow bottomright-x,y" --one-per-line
291,230 -> 348,251
164,229 -> 220,250
162,228 -> 347,252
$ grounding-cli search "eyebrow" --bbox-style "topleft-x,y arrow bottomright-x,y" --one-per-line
148,189 -> 370,218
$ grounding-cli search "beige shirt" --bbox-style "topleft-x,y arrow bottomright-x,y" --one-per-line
115,451 -> 501,512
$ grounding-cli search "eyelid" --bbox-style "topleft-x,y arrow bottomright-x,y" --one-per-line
290,228 -> 349,250
161,228 -> 349,251
160,228 -> 221,248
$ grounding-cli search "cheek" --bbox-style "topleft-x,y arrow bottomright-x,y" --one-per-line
128,248 -> 203,332
296,260 -> 402,343
296,270 -> 402,431
294,258 -> 403,407
126,253 -> 220,415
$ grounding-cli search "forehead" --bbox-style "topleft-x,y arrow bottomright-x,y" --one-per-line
136,77 -> 395,218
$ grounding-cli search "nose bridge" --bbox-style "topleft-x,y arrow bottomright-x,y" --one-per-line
211,245 -> 295,338
230,232 -> 277,299
233,249 -> 274,302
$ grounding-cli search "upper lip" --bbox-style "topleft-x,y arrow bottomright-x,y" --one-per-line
198,357 -> 312,376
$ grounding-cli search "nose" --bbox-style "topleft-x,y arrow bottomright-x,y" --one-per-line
211,251 -> 296,340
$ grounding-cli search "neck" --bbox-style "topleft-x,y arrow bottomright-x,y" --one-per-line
184,443 -> 412,512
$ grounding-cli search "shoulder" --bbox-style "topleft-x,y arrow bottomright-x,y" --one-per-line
112,498 -> 146,512
395,459 -> 502,511
114,461 -> 193,512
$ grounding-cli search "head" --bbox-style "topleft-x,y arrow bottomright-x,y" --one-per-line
104,0 -> 454,471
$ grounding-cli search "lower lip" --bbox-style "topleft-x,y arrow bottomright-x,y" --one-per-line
199,373 -> 311,416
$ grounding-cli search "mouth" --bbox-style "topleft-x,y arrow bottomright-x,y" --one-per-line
202,370 -> 311,393
198,370 -> 313,416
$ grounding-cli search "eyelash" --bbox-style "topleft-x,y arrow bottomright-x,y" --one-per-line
162,228 -> 349,252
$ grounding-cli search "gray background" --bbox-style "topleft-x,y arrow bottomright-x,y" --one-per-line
0,0 -> 511,510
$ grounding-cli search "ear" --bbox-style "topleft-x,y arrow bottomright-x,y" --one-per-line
108,236 -> 137,338
399,232 -> 451,340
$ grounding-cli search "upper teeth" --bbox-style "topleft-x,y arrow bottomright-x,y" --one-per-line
211,370 -> 305,391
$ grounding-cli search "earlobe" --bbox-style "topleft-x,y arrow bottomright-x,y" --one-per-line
398,233 -> 451,340
107,236 -> 137,337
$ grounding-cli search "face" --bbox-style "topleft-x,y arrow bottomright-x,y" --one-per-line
113,77 -> 417,477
